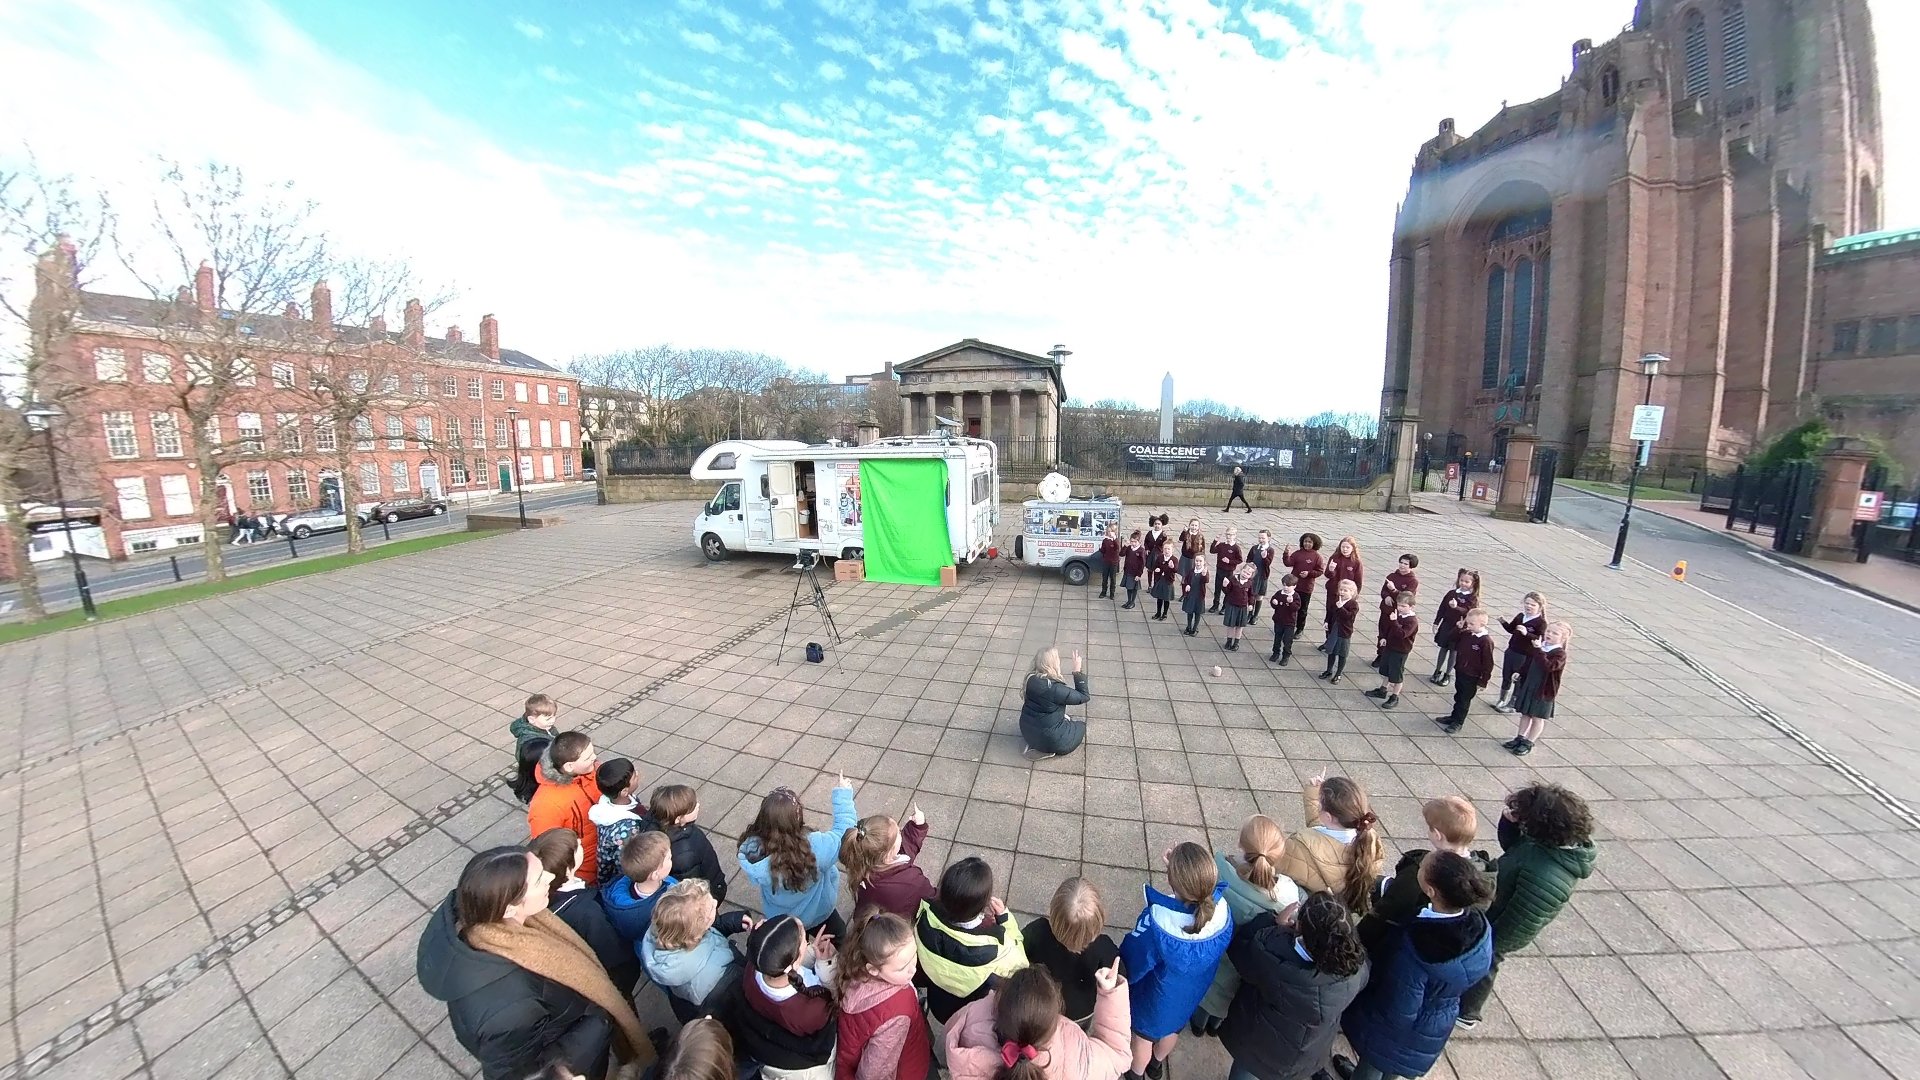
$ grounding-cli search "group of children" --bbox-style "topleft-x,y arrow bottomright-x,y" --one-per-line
505,694 -> 1597,1080
1096,518 -> 1575,757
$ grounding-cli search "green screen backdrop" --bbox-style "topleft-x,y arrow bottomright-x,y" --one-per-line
858,458 -> 952,586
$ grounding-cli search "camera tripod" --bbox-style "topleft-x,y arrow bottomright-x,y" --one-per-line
779,553 -> 843,663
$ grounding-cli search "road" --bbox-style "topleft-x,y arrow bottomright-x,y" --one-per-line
1547,484 -> 1920,679
7,485 -> 601,614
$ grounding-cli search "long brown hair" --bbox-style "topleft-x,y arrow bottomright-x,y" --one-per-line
1236,816 -> 1286,893
836,910 -> 914,989
992,967 -> 1064,1080
659,1016 -> 734,1080
528,828 -> 581,899
744,789 -> 818,892
1318,778 -> 1384,915
839,814 -> 900,893
456,847 -> 535,929
1167,842 -> 1219,933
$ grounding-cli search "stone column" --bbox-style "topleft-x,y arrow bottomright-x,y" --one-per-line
1384,411 -> 1421,513
902,392 -> 917,435
1009,391 -> 1024,461
980,389 -> 994,444
1041,394 -> 1058,464
1809,436 -> 1875,561
591,433 -> 614,506
1493,426 -> 1539,521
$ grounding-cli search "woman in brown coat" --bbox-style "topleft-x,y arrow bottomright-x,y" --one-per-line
1274,775 -> 1386,918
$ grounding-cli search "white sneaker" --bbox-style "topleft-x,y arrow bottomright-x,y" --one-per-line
1021,746 -> 1057,762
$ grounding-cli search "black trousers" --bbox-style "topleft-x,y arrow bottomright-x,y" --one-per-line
1448,675 -> 1484,722
1294,588 -> 1314,634
1270,621 -> 1295,657
1211,574 -> 1228,607
1459,949 -> 1504,1019
1225,490 -> 1251,511
1100,563 -> 1118,594
1500,647 -> 1528,696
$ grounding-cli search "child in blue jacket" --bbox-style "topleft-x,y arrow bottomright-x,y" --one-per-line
737,776 -> 860,938
1120,842 -> 1233,1080
1337,852 -> 1494,1080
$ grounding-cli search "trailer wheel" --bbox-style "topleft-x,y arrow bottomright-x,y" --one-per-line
701,533 -> 729,562
1012,535 -> 1024,560
1063,560 -> 1091,586
841,547 -> 863,561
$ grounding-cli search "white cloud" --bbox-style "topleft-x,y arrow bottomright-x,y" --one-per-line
817,60 -> 846,81
512,18 -> 545,40
680,28 -> 724,53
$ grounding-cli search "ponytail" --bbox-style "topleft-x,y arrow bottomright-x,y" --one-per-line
991,968 -> 1062,1080
1166,842 -> 1218,934
1318,777 -> 1385,916
1236,815 -> 1285,893
838,815 -> 898,893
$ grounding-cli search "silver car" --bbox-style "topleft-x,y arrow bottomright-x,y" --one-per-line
277,505 -> 368,539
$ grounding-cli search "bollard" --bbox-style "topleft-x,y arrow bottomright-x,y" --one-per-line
382,519 -> 392,541
287,532 -> 299,558
168,555 -> 183,582
1671,560 -> 1687,582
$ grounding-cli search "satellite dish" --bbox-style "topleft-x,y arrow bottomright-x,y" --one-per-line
1037,472 -> 1072,502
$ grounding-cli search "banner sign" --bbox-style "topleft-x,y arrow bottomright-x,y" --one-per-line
1125,444 -> 1299,468
1630,404 -> 1665,442
1855,490 -> 1884,523
1125,444 -> 1208,464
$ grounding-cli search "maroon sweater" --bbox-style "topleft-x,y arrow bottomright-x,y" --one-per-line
1269,590 -> 1301,623
1247,543 -> 1278,574
1284,548 -> 1324,590
1212,541 -> 1244,576
1499,612 -> 1547,654
1455,630 -> 1497,682
1099,537 -> 1120,567
1324,553 -> 1363,602
1379,569 -> 1419,613
1381,612 -> 1418,654
1152,550 -> 1179,586
1328,598 -> 1360,636
854,820 -> 936,921
1224,576 -> 1254,608
1520,641 -> 1569,701
1122,544 -> 1147,577
1434,588 -> 1478,633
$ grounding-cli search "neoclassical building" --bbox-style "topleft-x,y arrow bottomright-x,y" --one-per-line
1380,0 -> 1909,474
895,339 -> 1065,461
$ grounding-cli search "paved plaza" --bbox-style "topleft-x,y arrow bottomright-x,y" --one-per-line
2,498 -> 1918,1079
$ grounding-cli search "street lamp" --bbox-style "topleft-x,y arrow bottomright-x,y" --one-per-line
504,406 -> 527,529
1420,431 -> 1434,492
21,402 -> 99,619
1608,352 -> 1668,569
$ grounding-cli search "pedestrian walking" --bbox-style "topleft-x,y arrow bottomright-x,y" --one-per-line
1225,466 -> 1253,513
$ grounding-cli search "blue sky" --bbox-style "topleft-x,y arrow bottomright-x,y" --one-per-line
4,0 -> 1918,417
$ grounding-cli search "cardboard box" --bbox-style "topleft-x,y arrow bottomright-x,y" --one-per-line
834,559 -> 865,582
939,565 -> 957,588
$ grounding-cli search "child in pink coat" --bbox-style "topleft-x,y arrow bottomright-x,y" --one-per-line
944,962 -> 1133,1080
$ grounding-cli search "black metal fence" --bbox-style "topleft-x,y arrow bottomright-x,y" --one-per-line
1574,462 -> 1710,494
1005,435 -> 1389,489
608,444 -> 706,476
1709,462 -> 1820,554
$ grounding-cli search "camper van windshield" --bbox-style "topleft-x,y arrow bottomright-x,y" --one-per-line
709,483 -> 740,515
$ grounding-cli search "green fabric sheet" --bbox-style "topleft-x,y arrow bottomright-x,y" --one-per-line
858,458 -> 952,586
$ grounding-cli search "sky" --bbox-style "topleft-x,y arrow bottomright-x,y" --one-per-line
2,0 -> 1917,418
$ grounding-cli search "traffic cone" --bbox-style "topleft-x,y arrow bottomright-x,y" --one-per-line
1671,560 -> 1687,582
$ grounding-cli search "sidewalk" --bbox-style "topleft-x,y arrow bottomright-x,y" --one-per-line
1573,487 -> 1920,614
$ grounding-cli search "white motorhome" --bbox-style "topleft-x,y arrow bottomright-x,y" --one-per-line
690,435 -> 1000,563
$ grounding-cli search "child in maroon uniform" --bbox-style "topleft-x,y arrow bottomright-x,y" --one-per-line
1246,529 -> 1278,624
1267,574 -> 1302,664
1318,579 -> 1361,684
1429,568 -> 1482,685
1177,518 -> 1204,579
1120,530 -> 1147,610
1504,621 -> 1571,756
1282,533 -> 1325,636
1320,536 -> 1363,651
1209,526 -> 1244,614
1365,592 -> 1420,709
1494,592 -> 1548,709
840,804 -> 935,922
1097,524 -> 1121,600
1221,562 -> 1257,651
1149,537 -> 1179,621
1371,553 -> 1420,669
1182,563 -> 1211,636
1435,608 -> 1495,733
834,911 -> 932,1080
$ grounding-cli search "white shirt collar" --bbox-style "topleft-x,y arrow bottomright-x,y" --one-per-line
1417,905 -> 1466,920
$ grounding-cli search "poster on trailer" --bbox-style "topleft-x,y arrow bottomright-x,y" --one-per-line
836,462 -> 862,528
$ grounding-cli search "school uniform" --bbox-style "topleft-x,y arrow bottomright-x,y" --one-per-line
1322,553 -> 1363,637
1181,570 -> 1211,634
1509,641 -> 1567,720
1320,598 -> 1360,680
1222,576 -> 1255,630
1496,613 -> 1547,701
1021,918 -> 1123,1027
1377,611 -> 1417,684
1098,536 -> 1121,598
1120,544 -> 1147,608
1374,569 -> 1419,662
1430,587 -> 1479,681
1209,540 -> 1244,612
1438,628 -> 1496,731
1268,589 -> 1301,662
1246,542 -> 1278,620
1179,532 -> 1206,581
1149,549 -> 1179,619
1284,549 -> 1324,634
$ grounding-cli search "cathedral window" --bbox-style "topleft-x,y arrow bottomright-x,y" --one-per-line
1868,318 -> 1900,354
1482,267 -> 1506,390
1832,321 -> 1859,356
1720,2 -> 1750,87
1683,9 -> 1710,98
1509,259 -> 1535,387
1601,66 -> 1621,107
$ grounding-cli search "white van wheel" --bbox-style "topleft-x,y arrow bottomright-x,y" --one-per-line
701,533 -> 729,561
1063,560 -> 1091,587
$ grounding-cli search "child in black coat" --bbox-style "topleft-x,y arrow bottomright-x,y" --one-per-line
643,784 -> 728,904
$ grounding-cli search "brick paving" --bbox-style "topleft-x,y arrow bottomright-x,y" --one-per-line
3,500 -> 1917,1079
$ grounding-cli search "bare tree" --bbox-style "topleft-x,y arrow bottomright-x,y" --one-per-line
0,156 -> 113,619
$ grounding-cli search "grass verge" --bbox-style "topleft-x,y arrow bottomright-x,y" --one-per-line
0,530 -> 503,645
1560,477 -> 1700,502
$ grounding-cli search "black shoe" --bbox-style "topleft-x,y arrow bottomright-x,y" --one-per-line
1512,738 -> 1534,756
1434,717 -> 1463,733
1382,694 -> 1399,709
1145,1058 -> 1166,1080
1364,687 -> 1388,699
1329,674 -> 1343,685
1208,604 -> 1220,614
1319,670 -> 1334,680
1501,736 -> 1524,750
647,1027 -> 672,1059
1280,651 -> 1292,665
1437,672 -> 1452,685
1268,652 -> 1281,662
1317,642 -> 1329,653
1185,628 -> 1198,636
1368,657 -> 1380,670
1331,1055 -> 1358,1080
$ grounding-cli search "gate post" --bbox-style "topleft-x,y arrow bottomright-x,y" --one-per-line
1384,411 -> 1420,513
1494,427 -> 1540,521
1808,437 -> 1877,562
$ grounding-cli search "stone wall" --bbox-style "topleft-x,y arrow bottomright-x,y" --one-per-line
603,475 -> 719,502
606,469 -> 1396,512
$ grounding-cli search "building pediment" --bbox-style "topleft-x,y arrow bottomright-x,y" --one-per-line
896,338 -> 1065,397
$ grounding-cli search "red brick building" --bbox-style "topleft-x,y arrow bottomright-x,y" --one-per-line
1380,0 -> 1915,476
40,259 -> 580,560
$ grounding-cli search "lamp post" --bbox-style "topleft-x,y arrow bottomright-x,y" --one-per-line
1419,431 -> 1434,492
1608,352 -> 1668,569
22,402 -> 98,619
504,406 -> 527,529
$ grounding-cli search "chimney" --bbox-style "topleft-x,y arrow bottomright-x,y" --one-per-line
194,262 -> 216,312
284,302 -> 302,319
371,315 -> 388,336
310,280 -> 333,331
480,314 -> 500,360
33,236 -> 79,300
403,298 -> 424,351
446,325 -> 464,344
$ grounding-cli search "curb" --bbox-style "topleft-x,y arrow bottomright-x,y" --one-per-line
1555,484 -> 1920,617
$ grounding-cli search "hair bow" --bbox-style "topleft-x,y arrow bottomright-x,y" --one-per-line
1000,1041 -> 1038,1067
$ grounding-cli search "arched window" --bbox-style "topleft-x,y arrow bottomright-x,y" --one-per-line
1683,9 -> 1710,97
1601,65 -> 1622,107
1509,259 -> 1535,387
1859,176 -> 1880,232
1481,267 -> 1506,390
1721,1 -> 1750,87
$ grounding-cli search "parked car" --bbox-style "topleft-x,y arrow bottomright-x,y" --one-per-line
365,497 -> 450,524
583,468 -> 597,481
277,505 -> 369,539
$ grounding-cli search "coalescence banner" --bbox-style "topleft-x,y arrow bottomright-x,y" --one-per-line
1124,444 -> 1296,468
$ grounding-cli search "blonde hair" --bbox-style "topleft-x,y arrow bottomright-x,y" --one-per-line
1236,815 -> 1286,892
1523,590 -> 1548,615
651,879 -> 717,950
1318,777 -> 1385,916
1047,877 -> 1107,953
1547,619 -> 1574,643
1031,646 -> 1063,681
1167,842 -> 1219,933
523,693 -> 556,717
1422,796 -> 1478,847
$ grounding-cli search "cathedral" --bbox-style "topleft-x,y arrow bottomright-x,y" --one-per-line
1380,0 -> 1920,477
